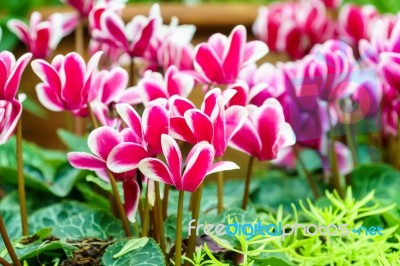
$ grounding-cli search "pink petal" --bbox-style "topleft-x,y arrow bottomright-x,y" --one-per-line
130,18 -> 156,57
102,11 -> 128,49
35,83 -> 64,111
107,142 -> 149,173
168,96 -> 195,116
123,179 -> 140,223
224,105 -> 248,142
31,59 -> 62,90
7,19 -> 30,45
101,67 -> 128,104
115,103 -> 143,141
201,88 -> 220,119
229,119 -> 261,158
60,52 -> 85,109
194,44 -> 224,84
119,88 -> 142,105
0,60 -> 8,97
139,79 -> 167,103
222,25 -> 246,82
138,158 -> 174,186
4,53 -> 32,100
0,100 -> 22,144
243,40 -> 268,66
88,126 -> 123,161
67,152 -> 105,170
207,161 -> 239,175
142,104 -> 169,155
182,141 -> 215,192
254,98 -> 286,160
169,116 -> 197,144
32,23 -> 51,59
160,134 -> 182,189
184,109 -> 213,143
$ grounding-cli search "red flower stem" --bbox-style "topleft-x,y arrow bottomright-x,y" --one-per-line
0,213 -> 20,266
175,190 -> 185,266
184,184 -> 203,266
142,182 -> 150,237
293,147 -> 319,198
216,156 -> 224,214
86,102 -> 99,129
162,184 -> 170,220
0,256 -> 12,266
107,170 -> 132,237
74,21 -> 86,135
64,112 -> 73,132
242,156 -> 255,210
16,120 -> 28,236
327,111 -> 343,198
130,59 -> 136,87
87,104 -> 131,237
344,113 -> 358,169
154,182 -> 166,258
150,207 -> 159,241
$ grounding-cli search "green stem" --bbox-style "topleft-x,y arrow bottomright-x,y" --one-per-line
142,182 -> 150,237
154,182 -> 166,258
0,213 -> 20,266
107,170 -> 132,237
216,157 -> 224,214
184,184 -> 203,266
175,190 -> 185,266
16,120 -> 28,236
293,147 -> 319,198
242,156 -> 255,210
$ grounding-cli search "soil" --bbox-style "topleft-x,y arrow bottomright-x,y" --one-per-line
60,237 -> 114,266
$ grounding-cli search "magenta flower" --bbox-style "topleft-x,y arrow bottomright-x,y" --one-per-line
106,103 -> 169,166
338,4 -> 379,47
193,25 -> 268,85
322,0 -> 342,9
253,1 -> 335,59
236,62 -> 286,107
90,66 -> 141,106
31,51 -> 102,115
8,12 -> 78,59
68,126 -> 147,222
182,88 -> 248,157
146,17 -> 195,71
138,134 -> 238,192
379,52 -> 400,93
0,52 -> 32,144
138,66 -> 194,104
92,4 -> 160,58
229,99 -> 295,161
272,141 -> 353,177
359,16 -> 399,65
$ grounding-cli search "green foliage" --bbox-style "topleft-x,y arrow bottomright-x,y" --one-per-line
196,188 -> 400,266
343,0 -> 400,14
102,238 -> 165,266
0,137 -> 85,197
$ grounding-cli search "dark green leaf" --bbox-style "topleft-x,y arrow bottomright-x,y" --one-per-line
57,129 -> 90,152
53,209 -> 126,240
102,238 -> 165,266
